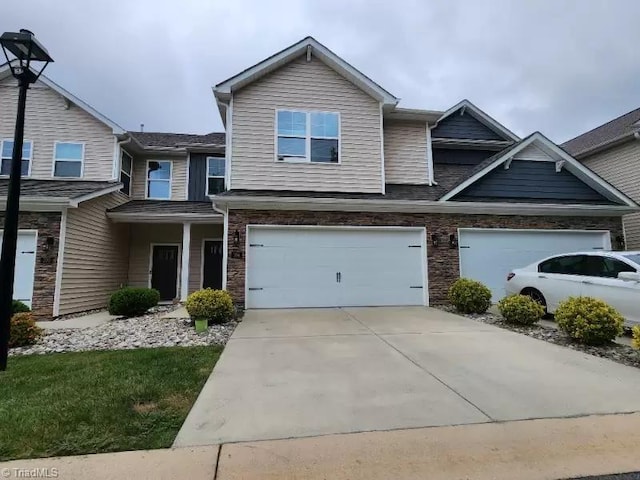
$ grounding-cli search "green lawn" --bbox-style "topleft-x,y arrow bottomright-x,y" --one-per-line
0,346 -> 222,461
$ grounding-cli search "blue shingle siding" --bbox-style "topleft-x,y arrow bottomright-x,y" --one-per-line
454,160 -> 616,204
188,153 -> 208,201
433,148 -> 497,165
433,112 -> 506,140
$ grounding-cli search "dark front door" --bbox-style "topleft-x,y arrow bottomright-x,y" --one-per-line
151,245 -> 179,300
202,240 -> 223,289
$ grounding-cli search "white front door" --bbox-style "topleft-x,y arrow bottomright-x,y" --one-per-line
245,226 -> 426,309
0,231 -> 38,308
459,229 -> 610,301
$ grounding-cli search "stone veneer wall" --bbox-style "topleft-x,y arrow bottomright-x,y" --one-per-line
0,211 -> 61,319
226,209 -> 623,305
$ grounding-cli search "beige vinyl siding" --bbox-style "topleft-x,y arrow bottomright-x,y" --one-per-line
58,192 -> 130,315
383,120 -> 428,184
128,223 -> 222,294
231,55 -> 383,193
583,141 -> 640,249
0,77 -> 115,180
131,156 -> 188,200
515,144 -> 549,161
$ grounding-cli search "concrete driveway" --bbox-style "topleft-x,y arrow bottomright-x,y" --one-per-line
174,307 -> 640,446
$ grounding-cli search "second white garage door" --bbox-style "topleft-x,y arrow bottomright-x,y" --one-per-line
245,226 -> 426,309
459,228 -> 611,301
0,230 -> 38,308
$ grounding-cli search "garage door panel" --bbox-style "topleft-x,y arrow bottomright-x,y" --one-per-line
246,227 -> 426,309
459,229 -> 609,301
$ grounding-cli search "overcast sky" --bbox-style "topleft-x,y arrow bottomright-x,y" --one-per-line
3,0 -> 640,142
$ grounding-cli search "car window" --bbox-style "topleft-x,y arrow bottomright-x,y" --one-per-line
539,255 -> 586,275
622,254 -> 640,266
583,255 -> 636,278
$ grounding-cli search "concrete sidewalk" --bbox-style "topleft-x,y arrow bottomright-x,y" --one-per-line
3,413 -> 640,480
37,311 -> 116,330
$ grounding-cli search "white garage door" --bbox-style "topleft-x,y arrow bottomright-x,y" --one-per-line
246,227 -> 426,308
0,231 -> 37,308
459,229 -> 610,301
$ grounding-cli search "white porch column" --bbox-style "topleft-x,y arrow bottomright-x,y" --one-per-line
180,222 -> 191,301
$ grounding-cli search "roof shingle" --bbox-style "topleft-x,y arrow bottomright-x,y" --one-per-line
0,179 -> 120,199
108,200 -> 217,215
129,131 -> 225,148
562,107 -> 640,156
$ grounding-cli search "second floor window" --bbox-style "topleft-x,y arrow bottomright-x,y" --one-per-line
120,151 -> 133,196
207,156 -> 225,195
1,139 -> 32,176
146,160 -> 172,199
53,142 -> 84,178
276,110 -> 340,163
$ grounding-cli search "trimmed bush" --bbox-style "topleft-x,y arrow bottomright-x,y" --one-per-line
108,287 -> 160,317
10,312 -> 43,348
632,325 -> 640,350
556,296 -> 624,345
448,278 -> 492,314
185,289 -> 234,325
12,300 -> 31,315
498,294 -> 545,325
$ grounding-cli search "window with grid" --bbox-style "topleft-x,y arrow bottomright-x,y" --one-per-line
206,156 -> 225,195
1,140 -> 32,176
120,151 -> 133,195
276,110 -> 339,163
53,142 -> 83,178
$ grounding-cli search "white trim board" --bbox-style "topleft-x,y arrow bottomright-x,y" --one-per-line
214,36 -> 398,107
52,208 -> 68,317
439,132 -> 638,206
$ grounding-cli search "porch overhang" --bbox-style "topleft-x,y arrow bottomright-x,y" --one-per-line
212,194 -> 639,217
108,212 -> 223,223
107,200 -> 223,223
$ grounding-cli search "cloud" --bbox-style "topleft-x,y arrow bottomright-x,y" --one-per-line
2,0 -> 640,141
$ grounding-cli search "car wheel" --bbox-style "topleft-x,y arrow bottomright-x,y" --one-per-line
521,288 -> 548,315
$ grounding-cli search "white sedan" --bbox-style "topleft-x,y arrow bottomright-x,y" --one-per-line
505,251 -> 640,325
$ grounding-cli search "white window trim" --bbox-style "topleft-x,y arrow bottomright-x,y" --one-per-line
274,109 -> 341,165
1,138 -> 33,177
52,141 -> 85,178
145,159 -> 173,200
205,156 -> 226,196
120,150 -> 133,196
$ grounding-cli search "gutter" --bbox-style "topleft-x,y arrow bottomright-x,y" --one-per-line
212,194 -> 638,217
573,131 -> 639,159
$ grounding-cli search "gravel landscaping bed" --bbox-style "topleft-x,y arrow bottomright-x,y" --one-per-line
10,306 -> 237,356
439,306 -> 640,369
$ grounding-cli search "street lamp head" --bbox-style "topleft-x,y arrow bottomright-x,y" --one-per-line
1,29 -> 53,84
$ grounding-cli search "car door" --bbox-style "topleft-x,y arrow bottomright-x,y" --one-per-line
580,255 -> 640,324
537,255 -> 586,311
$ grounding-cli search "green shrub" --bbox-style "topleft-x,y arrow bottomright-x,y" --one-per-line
556,296 -> 624,345
448,278 -> 492,314
10,312 -> 43,348
185,289 -> 234,325
108,287 -> 160,317
498,294 -> 545,325
12,300 -> 30,315
632,325 -> 640,350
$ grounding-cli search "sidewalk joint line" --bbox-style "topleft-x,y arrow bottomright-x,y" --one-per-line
340,308 -> 495,422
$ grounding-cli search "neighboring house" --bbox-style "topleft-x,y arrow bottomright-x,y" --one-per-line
1,37 -> 637,319
562,108 -> 640,249
0,64 -> 226,319
210,37 -> 636,308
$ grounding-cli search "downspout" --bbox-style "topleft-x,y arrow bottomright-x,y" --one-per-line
112,134 -> 133,180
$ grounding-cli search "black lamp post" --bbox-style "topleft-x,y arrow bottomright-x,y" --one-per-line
0,30 -> 53,371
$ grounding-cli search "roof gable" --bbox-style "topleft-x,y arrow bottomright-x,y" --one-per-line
433,100 -> 520,142
213,37 -> 398,107
440,132 -> 637,207
0,64 -> 125,135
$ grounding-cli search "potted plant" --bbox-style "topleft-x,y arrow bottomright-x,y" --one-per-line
185,288 -> 235,332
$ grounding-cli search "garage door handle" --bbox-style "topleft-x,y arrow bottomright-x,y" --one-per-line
248,287 -> 263,291
21,251 -> 35,254
582,280 -> 593,285
538,275 -> 547,279
336,272 -> 341,283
